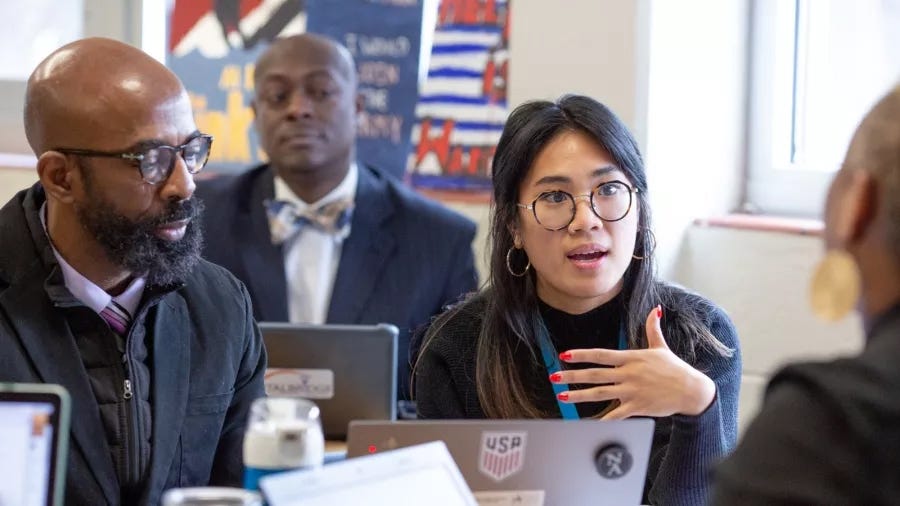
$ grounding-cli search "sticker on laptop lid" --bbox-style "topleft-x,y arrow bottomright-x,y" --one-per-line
473,490 -> 544,506
594,443 -> 634,479
264,368 -> 334,399
479,431 -> 527,482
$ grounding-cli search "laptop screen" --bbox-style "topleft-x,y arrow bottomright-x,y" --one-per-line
259,322 -> 398,439
0,385 -> 69,506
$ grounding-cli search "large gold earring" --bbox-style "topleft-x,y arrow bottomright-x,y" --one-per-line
506,247 -> 530,277
809,249 -> 861,321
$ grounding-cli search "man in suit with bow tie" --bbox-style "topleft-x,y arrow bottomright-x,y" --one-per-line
197,33 -> 478,407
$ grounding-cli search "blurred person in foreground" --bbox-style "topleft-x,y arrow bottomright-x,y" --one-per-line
712,83 -> 900,504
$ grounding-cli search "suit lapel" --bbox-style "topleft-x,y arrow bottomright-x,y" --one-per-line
327,166 -> 397,323
236,167 -> 289,322
0,264 -> 118,505
142,296 -> 190,505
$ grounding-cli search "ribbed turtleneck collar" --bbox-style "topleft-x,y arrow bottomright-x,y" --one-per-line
538,292 -> 625,351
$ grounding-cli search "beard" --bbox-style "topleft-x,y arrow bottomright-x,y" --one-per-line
75,193 -> 205,287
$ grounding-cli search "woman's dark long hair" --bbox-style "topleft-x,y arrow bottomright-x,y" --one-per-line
420,95 -> 732,418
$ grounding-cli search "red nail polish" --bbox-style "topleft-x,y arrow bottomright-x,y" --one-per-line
657,306 -> 663,319
559,352 -> 572,361
549,372 -> 562,383
557,392 -> 569,401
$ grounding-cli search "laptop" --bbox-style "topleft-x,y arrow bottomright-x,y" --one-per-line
260,322 -> 398,440
346,419 -> 655,506
260,441 -> 477,506
0,383 -> 71,506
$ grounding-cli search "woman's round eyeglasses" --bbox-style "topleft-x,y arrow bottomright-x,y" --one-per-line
517,180 -> 639,231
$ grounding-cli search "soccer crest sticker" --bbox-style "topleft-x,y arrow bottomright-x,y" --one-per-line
479,431 -> 527,482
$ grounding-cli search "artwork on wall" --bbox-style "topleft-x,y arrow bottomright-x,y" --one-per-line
305,0 -> 423,179
167,0 -> 422,179
168,0 -> 306,173
408,0 -> 510,191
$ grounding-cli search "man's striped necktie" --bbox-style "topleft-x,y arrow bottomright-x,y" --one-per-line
100,300 -> 131,336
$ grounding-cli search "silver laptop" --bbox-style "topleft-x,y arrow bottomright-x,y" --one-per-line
259,322 -> 398,440
0,383 -> 71,506
347,419 -> 655,505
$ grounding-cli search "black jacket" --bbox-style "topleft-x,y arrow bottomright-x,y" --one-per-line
712,303 -> 900,505
0,185 -> 267,505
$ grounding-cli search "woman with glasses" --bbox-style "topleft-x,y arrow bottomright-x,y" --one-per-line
414,95 -> 741,505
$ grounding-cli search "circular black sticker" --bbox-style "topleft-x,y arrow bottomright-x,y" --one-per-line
594,444 -> 633,479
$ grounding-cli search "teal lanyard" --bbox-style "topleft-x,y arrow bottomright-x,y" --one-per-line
538,321 -> 628,420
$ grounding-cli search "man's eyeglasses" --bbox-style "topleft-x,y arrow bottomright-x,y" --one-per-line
517,180 -> 640,231
55,134 -> 213,185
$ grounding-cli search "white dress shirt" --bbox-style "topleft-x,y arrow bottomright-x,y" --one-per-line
40,203 -> 145,318
275,163 -> 358,324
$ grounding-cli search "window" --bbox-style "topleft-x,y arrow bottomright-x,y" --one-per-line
746,0 -> 900,217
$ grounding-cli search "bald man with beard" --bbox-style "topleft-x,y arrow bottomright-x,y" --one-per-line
711,84 -> 900,504
0,38 -> 267,505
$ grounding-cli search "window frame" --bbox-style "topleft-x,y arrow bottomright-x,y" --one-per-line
745,0 -> 833,218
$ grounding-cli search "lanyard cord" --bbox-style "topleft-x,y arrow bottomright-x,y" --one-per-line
537,319 -> 627,420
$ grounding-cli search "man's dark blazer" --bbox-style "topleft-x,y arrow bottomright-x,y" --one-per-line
0,185 -> 267,505
196,164 -> 478,399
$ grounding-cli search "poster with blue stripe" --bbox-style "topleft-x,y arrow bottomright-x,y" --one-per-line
306,0 -> 423,179
409,0 -> 510,190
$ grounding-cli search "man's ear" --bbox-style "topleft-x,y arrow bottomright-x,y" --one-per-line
832,169 -> 876,247
37,152 -> 77,204
355,93 -> 365,115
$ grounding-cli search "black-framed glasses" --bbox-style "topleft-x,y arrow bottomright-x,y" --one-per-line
55,134 -> 213,185
517,180 -> 640,231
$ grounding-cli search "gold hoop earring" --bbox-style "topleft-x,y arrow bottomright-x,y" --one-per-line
632,227 -> 655,261
809,249 -> 860,321
506,247 -> 530,277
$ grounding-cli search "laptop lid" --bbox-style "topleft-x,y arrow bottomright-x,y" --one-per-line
261,441 -> 477,506
0,383 -> 71,506
346,419 -> 655,506
259,322 -> 398,439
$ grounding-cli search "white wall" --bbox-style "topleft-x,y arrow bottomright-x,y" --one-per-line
645,0 -> 750,277
671,225 -> 864,433
0,166 -> 36,203
509,0 -> 649,146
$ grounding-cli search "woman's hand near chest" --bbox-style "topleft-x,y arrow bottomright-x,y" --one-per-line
550,306 -> 717,419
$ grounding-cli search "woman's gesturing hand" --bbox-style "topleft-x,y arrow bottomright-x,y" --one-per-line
551,305 -> 716,419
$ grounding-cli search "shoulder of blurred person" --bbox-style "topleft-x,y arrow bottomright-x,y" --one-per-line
712,312 -> 900,504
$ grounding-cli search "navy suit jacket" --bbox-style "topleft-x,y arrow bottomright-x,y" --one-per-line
196,164 -> 478,399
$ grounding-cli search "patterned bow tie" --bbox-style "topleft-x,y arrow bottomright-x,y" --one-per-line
264,198 -> 355,245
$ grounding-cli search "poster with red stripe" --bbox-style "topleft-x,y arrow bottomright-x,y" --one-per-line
167,0 -> 306,173
409,0 -> 510,190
